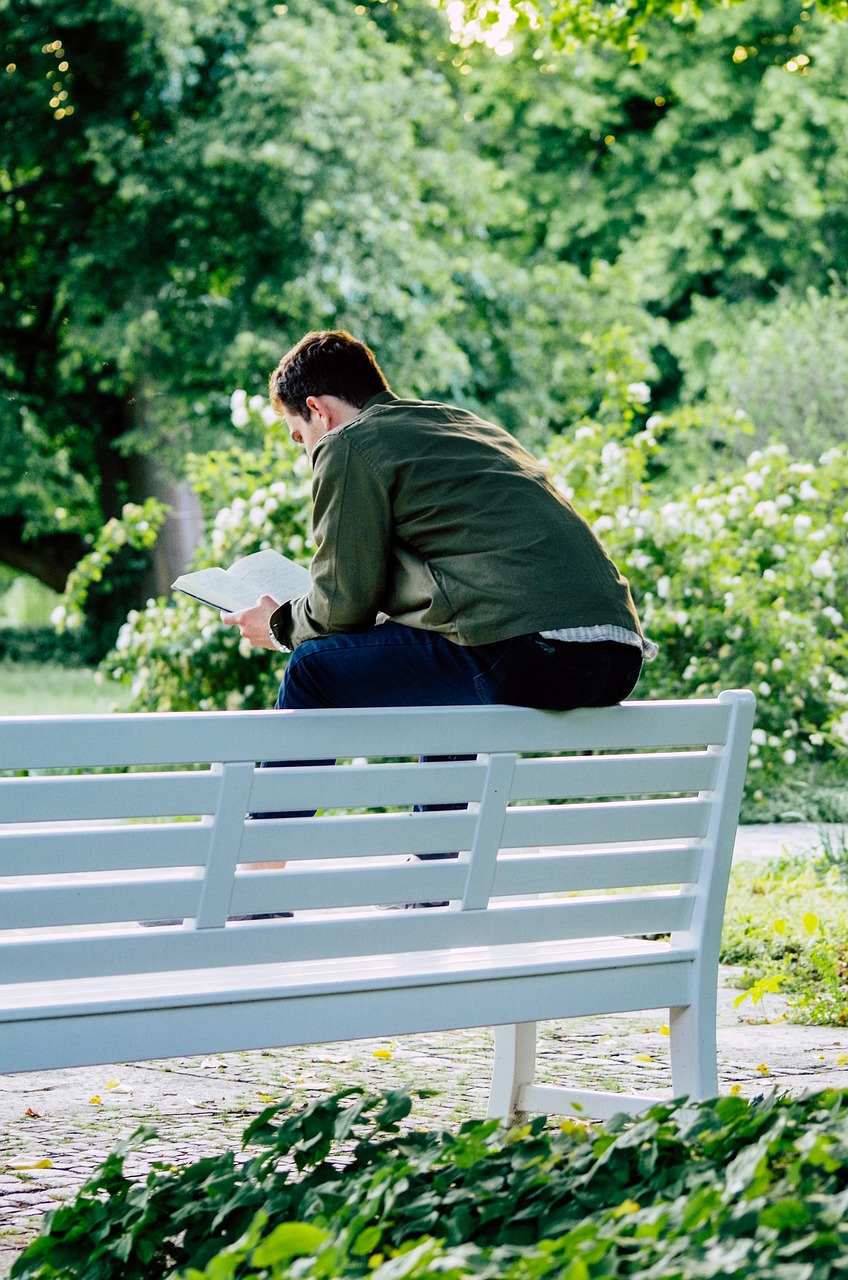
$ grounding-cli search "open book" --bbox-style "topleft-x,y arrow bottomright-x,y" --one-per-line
172,549 -> 311,613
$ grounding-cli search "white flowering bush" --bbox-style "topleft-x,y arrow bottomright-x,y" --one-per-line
100,396 -> 314,711
546,412 -> 848,784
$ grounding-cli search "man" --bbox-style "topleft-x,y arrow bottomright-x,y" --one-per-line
224,328 -> 655,712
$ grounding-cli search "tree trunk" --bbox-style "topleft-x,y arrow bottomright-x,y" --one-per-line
0,520 -> 87,592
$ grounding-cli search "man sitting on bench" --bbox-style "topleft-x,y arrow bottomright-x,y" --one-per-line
223,328 -> 655,717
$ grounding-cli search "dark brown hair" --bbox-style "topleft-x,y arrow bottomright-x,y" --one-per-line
269,330 -> 389,419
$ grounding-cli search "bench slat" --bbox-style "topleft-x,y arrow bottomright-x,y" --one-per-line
491,845 -> 702,895
1,937 -> 690,1016
511,751 -> 721,800
249,760 -> 487,811
0,949 -> 697,1075
0,893 -> 694,980
240,809 -> 479,860
0,699 -> 735,771
0,823 -> 211,875
502,797 -> 710,847
0,771 -> 220,822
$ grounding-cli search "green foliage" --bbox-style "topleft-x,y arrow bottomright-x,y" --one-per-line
673,285 -> 848,457
52,497 -> 169,661
99,404 -> 313,710
543,410 -> 848,784
13,1086 -> 848,1280
55,499 -> 168,632
0,0 -> 658,591
0,631 -> 91,668
450,0 -> 848,57
722,856 -> 848,1025
463,0 -> 848,321
0,575 -> 61,626
739,757 -> 848,825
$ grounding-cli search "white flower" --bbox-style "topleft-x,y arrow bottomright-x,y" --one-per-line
656,575 -> 671,599
261,404 -> 278,427
627,381 -> 651,404
575,425 -> 595,441
810,555 -> 832,580
793,514 -> 812,534
799,480 -> 818,501
783,749 -> 797,765
50,604 -> 66,626
753,500 -> 779,525
248,394 -> 265,412
758,682 -> 771,696
751,728 -> 767,746
830,712 -> 848,746
231,406 -> 249,429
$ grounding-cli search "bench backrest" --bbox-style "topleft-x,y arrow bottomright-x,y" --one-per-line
0,692 -> 755,984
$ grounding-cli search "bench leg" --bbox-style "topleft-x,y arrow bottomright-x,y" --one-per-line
669,992 -> 719,1101
488,1022 -> 537,1122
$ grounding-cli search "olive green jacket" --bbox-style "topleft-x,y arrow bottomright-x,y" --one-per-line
271,393 -> 643,651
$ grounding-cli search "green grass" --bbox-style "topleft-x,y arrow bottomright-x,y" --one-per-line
0,662 -> 131,716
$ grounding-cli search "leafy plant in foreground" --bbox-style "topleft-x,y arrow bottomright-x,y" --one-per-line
12,1086 -> 848,1280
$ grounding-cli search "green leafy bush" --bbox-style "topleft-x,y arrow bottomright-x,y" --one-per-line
675,285 -> 848,458
12,1086 -> 848,1280
98,411 -> 314,711
0,627 -> 91,667
544,404 -> 848,790
722,856 -> 848,1027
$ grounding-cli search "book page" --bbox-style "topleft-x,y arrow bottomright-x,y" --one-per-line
226,549 -> 311,603
172,549 -> 310,613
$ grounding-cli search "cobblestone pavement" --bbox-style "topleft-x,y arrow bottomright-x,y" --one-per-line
2,966 -> 848,1276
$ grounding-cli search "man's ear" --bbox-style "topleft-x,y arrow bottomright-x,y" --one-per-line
304,394 -> 323,422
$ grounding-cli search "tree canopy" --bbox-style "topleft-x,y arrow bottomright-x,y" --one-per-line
452,0 -> 848,60
0,0 -> 654,594
3,0 -> 848,609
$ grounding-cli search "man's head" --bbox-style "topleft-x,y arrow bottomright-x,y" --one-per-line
269,330 -> 389,420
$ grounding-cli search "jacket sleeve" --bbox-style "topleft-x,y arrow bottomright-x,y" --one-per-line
270,432 -> 392,649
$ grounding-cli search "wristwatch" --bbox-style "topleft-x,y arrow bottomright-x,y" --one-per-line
268,628 -> 290,653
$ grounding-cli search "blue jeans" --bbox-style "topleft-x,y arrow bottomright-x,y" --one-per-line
256,623 -> 643,831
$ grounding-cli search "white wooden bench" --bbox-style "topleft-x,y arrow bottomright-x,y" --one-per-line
0,691 -> 754,1121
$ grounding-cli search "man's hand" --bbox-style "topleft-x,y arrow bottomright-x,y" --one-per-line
221,594 -> 281,649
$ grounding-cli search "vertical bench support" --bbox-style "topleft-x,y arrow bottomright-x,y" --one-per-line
488,1021 -> 537,1122
669,690 -> 756,1098
194,760 -> 256,929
